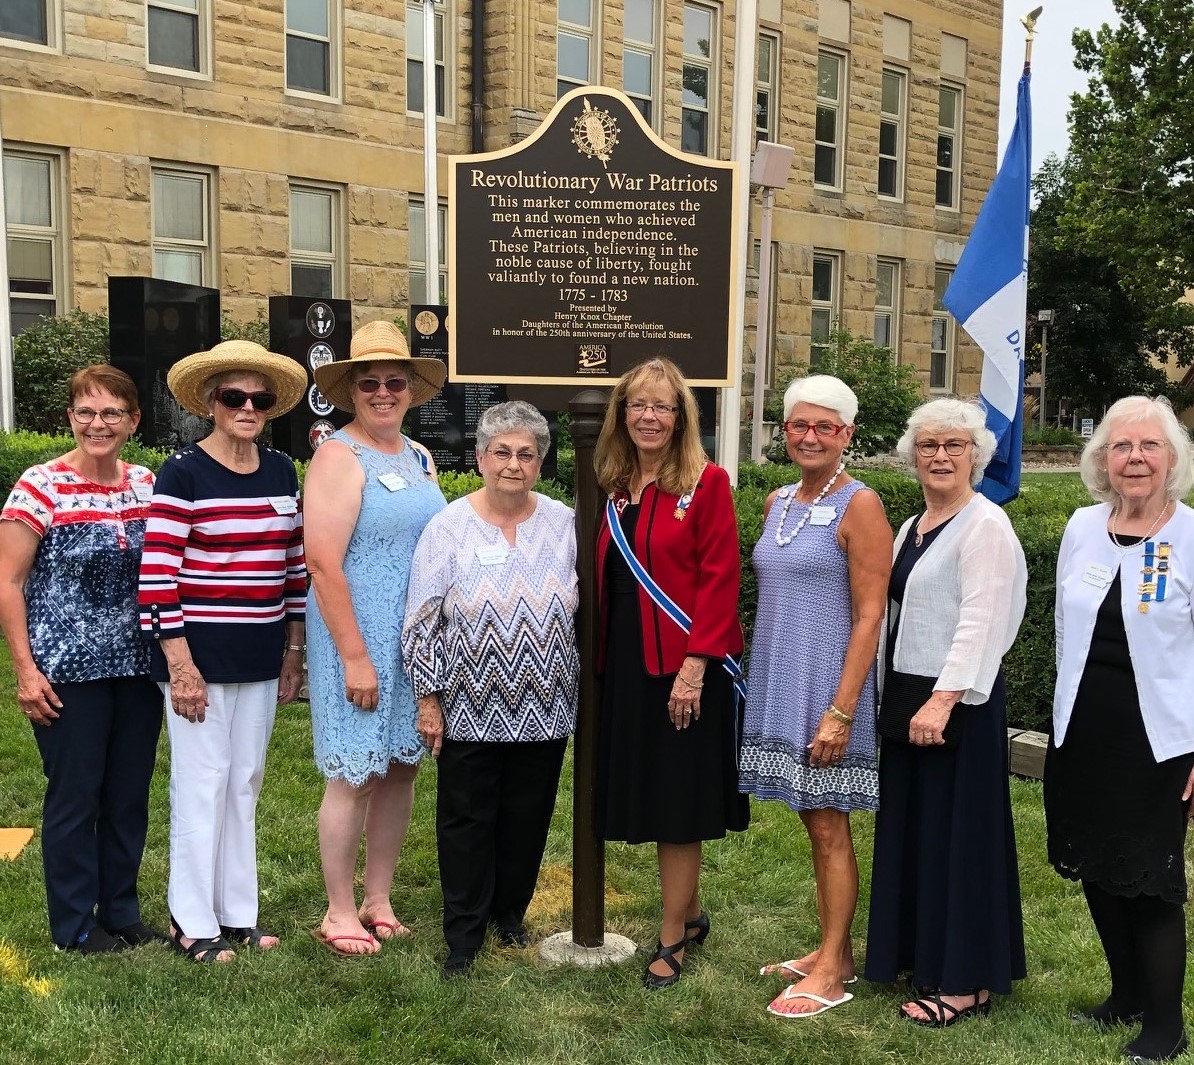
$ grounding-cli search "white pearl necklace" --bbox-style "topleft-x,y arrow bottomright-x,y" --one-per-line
774,463 -> 845,547
1110,503 -> 1170,554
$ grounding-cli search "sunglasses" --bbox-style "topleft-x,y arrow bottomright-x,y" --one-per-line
212,387 -> 278,412
354,377 -> 410,395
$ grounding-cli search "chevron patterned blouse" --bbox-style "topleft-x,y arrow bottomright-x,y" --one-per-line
402,494 -> 579,743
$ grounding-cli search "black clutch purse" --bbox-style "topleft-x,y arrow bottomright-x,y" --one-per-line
877,670 -> 963,749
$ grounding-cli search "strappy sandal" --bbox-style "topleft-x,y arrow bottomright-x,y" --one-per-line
643,940 -> 685,989
684,912 -> 710,945
220,925 -> 278,949
901,990 -> 991,1027
167,916 -> 235,964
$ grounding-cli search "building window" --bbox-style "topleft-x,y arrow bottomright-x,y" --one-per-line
811,251 -> 839,367
151,167 -> 210,287
815,51 -> 845,189
623,0 -> 659,126
755,31 -> 779,144
406,1 -> 446,117
290,185 -> 340,299
878,68 -> 905,199
286,0 -> 335,97
409,198 -> 446,305
936,85 -> 962,209
557,0 -> 594,98
931,267 -> 955,388
682,2 -> 718,156
874,258 -> 901,354
147,0 -> 205,73
1,0 -> 52,46
4,150 -> 62,335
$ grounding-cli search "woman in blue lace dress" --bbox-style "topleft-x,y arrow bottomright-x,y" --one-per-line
304,320 -> 447,957
741,375 -> 891,1018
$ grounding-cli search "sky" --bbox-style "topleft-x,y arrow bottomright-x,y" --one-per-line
998,0 -> 1120,174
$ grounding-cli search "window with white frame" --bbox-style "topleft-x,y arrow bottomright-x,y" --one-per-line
286,0 -> 335,97
557,0 -> 594,98
4,150 -> 62,335
1,0 -> 53,46
290,184 -> 341,299
151,167 -> 210,287
811,251 -> 839,367
814,51 -> 845,189
406,1 -> 447,117
755,31 -> 779,144
874,258 -> 901,354
147,0 -> 206,73
682,2 -> 718,156
936,85 -> 962,208
878,68 -> 905,199
409,198 -> 447,305
623,0 -> 659,126
931,266 -> 954,388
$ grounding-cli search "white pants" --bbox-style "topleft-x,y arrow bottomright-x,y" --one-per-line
162,680 -> 278,939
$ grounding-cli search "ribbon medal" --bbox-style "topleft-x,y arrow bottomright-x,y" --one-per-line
674,490 -> 695,522
1139,541 -> 1170,614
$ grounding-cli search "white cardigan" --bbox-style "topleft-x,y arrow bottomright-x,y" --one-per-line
886,494 -> 1027,705
1053,501 -> 1194,761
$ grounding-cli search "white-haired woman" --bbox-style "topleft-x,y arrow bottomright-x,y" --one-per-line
745,375 -> 892,1019
1048,397 -> 1194,1064
404,401 -> 578,978
864,397 -> 1028,1026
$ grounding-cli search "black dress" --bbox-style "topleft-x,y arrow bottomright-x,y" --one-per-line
595,504 -> 750,844
1045,552 -> 1194,904
864,521 -> 1027,994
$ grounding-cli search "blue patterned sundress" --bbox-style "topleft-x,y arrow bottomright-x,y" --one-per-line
739,478 -> 880,811
307,431 -> 446,784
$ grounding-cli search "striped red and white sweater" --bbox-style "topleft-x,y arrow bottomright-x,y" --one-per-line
138,444 -> 306,683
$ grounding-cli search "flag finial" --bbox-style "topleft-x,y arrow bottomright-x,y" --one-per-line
1021,6 -> 1043,70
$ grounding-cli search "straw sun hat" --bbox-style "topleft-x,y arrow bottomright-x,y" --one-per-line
313,319 -> 447,412
167,340 -> 309,419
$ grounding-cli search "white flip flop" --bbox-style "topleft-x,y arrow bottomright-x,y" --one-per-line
766,988 -> 854,1019
758,960 -> 859,984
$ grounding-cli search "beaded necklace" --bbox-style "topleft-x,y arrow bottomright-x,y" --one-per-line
1109,502 -> 1170,554
774,463 -> 845,547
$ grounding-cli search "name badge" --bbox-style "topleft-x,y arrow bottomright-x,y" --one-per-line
809,505 -> 837,526
269,495 -> 298,515
378,472 -> 407,492
131,481 -> 153,502
1082,562 -> 1114,589
475,544 -> 509,566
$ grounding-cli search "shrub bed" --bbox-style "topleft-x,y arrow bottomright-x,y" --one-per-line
0,431 -> 1082,732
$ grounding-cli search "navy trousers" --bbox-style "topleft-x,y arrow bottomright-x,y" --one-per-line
32,677 -> 163,945
436,737 -> 568,952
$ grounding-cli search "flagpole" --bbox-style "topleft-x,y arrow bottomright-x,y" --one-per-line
0,93 -> 13,433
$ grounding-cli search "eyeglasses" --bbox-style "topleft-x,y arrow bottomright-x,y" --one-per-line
354,377 -> 410,395
783,419 -> 846,438
1107,439 -> 1167,457
212,387 -> 277,412
915,439 -> 971,457
486,447 -> 540,465
69,407 -> 129,425
626,401 -> 678,416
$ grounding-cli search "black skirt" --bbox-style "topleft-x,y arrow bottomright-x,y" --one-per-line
595,505 -> 749,845
1045,572 -> 1194,903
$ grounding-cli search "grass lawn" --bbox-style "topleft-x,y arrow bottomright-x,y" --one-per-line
0,635 -> 1183,1065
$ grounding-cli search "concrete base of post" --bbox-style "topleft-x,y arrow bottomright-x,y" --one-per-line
538,930 -> 637,969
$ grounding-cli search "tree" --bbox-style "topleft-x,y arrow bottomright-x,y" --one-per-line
13,309 -> 110,433
1063,0 -> 1194,365
1028,154 -> 1179,415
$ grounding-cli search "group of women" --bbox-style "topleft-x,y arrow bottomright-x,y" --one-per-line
2,336 -> 1192,1061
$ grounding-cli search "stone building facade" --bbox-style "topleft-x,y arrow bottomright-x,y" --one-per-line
1,0 -> 1001,402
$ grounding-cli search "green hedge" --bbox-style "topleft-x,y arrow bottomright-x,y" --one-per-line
0,431 -> 1076,731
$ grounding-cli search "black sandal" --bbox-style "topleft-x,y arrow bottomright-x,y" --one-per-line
167,915 -> 235,964
901,990 -> 991,1027
643,940 -> 685,989
684,912 -> 710,945
220,925 -> 278,948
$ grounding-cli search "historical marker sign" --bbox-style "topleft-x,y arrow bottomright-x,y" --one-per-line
449,86 -> 741,387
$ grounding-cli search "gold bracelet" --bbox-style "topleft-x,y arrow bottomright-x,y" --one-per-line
677,676 -> 704,688
286,644 -> 306,653
827,704 -> 854,725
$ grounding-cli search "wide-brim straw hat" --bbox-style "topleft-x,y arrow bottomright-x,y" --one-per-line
313,319 -> 447,412
167,340 -> 309,419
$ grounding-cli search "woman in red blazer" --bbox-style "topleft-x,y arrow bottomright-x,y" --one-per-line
594,356 -> 748,989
